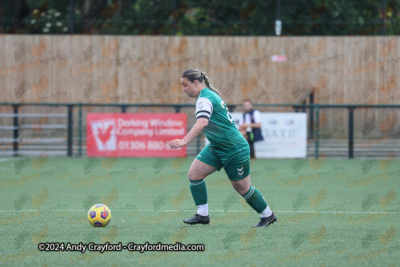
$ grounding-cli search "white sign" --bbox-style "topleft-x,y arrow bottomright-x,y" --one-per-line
205,113 -> 307,158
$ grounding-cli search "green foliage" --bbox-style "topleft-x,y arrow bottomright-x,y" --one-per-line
0,0 -> 399,35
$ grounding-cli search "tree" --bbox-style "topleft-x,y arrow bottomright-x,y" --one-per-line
0,0 -> 398,35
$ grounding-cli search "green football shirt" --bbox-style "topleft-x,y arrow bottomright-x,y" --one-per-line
196,88 -> 248,151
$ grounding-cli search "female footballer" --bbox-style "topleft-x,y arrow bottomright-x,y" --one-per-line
170,69 -> 277,227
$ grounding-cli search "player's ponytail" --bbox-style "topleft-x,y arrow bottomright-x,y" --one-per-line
181,69 -> 220,96
201,71 -> 220,96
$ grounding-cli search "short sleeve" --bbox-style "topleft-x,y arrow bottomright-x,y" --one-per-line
253,110 -> 262,123
238,115 -> 244,125
196,97 -> 213,120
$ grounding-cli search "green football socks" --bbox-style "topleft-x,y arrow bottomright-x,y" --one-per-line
190,180 -> 271,218
242,185 -> 268,214
189,179 -> 207,205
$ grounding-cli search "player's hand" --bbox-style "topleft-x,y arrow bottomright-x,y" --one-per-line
170,139 -> 187,149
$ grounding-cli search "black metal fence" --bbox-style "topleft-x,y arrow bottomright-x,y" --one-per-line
0,102 -> 399,158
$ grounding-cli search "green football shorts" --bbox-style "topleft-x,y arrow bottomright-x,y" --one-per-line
196,144 -> 250,181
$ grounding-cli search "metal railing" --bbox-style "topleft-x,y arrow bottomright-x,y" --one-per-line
0,102 -> 399,158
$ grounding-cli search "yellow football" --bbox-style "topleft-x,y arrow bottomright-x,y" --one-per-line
87,204 -> 112,227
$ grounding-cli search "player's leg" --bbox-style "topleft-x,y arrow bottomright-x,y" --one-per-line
183,145 -> 222,225
230,175 -> 276,227
188,158 -> 217,216
188,158 -> 218,181
223,148 -> 276,227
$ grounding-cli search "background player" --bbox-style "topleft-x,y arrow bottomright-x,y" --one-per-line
170,68 -> 276,227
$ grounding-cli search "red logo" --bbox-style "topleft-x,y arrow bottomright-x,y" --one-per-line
90,119 -> 117,151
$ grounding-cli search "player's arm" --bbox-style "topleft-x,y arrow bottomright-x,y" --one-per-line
170,119 -> 208,149
184,118 -> 209,145
170,97 -> 212,149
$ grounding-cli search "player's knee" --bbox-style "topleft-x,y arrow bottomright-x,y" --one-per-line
234,186 -> 248,195
232,181 -> 251,195
188,168 -> 205,181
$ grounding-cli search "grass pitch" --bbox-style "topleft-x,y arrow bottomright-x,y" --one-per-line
0,156 -> 399,266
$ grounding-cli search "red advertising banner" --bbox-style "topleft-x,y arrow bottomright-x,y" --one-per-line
86,113 -> 187,157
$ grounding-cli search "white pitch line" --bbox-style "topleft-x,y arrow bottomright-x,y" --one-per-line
0,209 -> 399,214
0,158 -> 15,163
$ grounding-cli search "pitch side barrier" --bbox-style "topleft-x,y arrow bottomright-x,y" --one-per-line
0,102 -> 399,158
